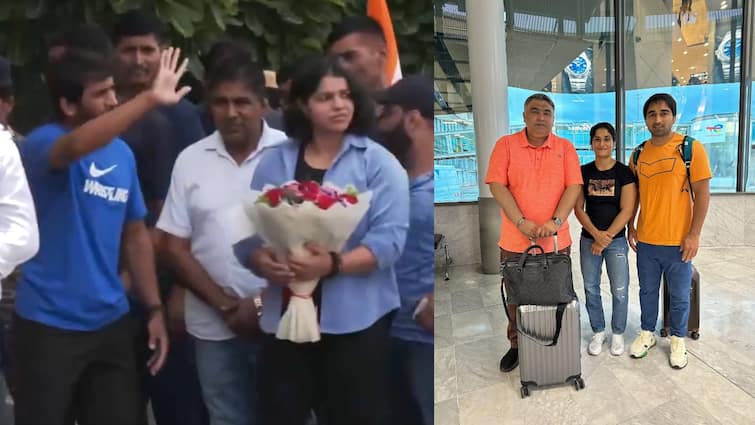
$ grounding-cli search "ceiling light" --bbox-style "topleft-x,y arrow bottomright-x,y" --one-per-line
676,68 -> 680,72
704,42 -> 710,47
677,37 -> 683,42
683,50 -> 688,55
704,52 -> 709,56
690,66 -> 696,70
722,4 -> 728,9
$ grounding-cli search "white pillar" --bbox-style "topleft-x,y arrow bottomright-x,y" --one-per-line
467,0 -> 510,273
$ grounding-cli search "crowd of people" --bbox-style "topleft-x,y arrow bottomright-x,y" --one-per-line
0,10 -> 433,425
487,92 -> 711,372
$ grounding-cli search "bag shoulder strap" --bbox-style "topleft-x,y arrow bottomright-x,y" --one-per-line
678,135 -> 695,201
631,141 -> 647,175
546,303 -> 568,346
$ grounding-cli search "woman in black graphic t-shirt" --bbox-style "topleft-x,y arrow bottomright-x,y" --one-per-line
574,122 -> 637,357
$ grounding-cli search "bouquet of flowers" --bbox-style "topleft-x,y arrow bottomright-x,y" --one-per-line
241,181 -> 371,343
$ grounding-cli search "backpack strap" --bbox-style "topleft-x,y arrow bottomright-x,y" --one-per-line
630,141 -> 646,177
678,136 -> 695,201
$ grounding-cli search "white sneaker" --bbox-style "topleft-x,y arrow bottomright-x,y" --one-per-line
588,331 -> 605,355
630,330 -> 657,358
610,334 -> 624,356
669,336 -> 688,369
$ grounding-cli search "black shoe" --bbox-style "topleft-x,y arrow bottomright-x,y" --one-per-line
499,348 -> 519,372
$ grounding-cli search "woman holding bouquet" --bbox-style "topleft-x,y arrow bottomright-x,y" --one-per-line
243,56 -> 409,425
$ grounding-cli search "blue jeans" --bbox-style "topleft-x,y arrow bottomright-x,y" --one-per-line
580,236 -> 630,334
637,242 -> 692,337
390,338 -> 433,425
147,335 -> 209,425
195,338 -> 259,425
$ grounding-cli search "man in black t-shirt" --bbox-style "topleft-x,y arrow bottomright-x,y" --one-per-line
574,122 -> 637,357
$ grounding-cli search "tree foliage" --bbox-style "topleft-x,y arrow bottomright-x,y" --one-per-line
0,0 -> 433,131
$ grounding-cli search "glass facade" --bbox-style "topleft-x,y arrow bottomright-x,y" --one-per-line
434,0 -> 755,203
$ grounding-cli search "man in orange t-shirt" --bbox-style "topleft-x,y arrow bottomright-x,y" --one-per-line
485,93 -> 583,372
627,93 -> 711,370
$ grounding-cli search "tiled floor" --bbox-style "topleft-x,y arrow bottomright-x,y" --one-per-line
435,246 -> 755,425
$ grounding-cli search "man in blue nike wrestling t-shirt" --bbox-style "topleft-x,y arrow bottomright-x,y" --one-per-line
13,46 -> 190,425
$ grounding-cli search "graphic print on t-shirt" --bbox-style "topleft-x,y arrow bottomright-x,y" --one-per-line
587,178 -> 615,196
638,157 -> 677,179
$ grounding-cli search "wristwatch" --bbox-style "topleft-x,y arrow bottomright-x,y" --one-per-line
564,52 -> 590,93
552,217 -> 563,226
717,28 -> 741,80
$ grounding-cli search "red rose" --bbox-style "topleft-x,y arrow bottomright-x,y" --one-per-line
315,193 -> 338,209
340,194 -> 358,204
301,181 -> 320,201
265,188 -> 284,206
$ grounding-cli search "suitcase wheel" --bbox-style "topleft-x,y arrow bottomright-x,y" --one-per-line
660,328 -> 668,337
520,386 -> 530,399
573,377 -> 585,391
690,331 -> 700,340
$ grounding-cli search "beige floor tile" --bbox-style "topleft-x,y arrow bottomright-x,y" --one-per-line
435,347 -> 457,403
435,314 -> 453,350
451,288 -> 484,314
434,398 -> 459,425
436,296 -> 452,317
452,309 -> 495,344
480,283 -> 503,307
454,336 -> 510,395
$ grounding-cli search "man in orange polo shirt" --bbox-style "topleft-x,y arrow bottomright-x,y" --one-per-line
485,93 -> 583,372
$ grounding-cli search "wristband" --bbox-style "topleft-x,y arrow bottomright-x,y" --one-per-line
516,217 -> 526,227
324,251 -> 342,279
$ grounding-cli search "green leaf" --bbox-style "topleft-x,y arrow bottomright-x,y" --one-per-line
263,31 -> 279,44
243,7 -> 265,36
275,4 -> 304,25
0,1 -> 15,20
299,37 -> 322,51
225,16 -> 243,26
24,0 -> 45,19
209,2 -> 226,30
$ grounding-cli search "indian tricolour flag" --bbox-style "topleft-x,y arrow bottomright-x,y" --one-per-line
367,0 -> 402,84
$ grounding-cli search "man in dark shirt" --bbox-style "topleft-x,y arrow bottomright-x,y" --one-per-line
112,11 -> 208,425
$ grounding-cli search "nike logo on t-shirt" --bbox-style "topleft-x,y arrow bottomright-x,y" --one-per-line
89,162 -> 117,178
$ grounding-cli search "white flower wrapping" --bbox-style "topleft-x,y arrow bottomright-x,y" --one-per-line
242,182 -> 372,343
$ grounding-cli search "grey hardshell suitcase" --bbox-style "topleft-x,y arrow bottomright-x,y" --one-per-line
517,300 -> 584,398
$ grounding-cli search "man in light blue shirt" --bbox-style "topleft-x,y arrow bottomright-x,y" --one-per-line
375,75 -> 434,425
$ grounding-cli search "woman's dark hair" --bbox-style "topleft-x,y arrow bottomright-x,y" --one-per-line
283,56 -> 373,142
589,122 -> 616,142
46,48 -> 114,119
